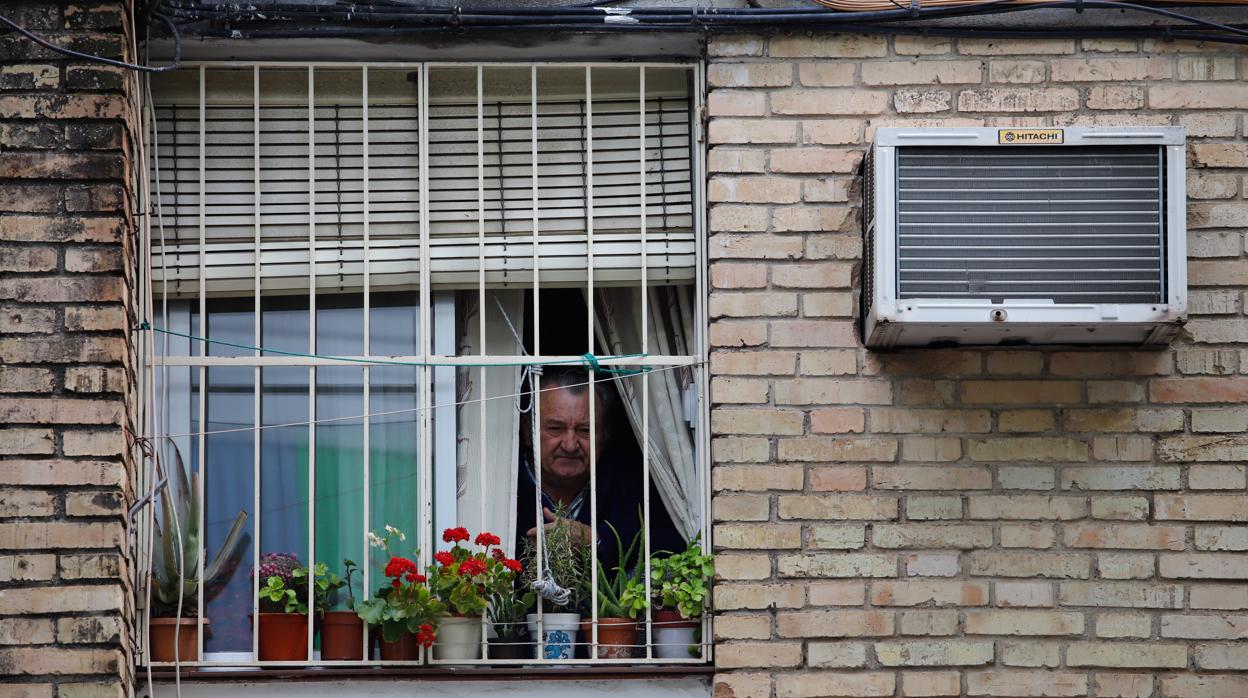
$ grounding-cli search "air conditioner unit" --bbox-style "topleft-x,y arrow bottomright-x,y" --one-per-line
863,127 -> 1187,348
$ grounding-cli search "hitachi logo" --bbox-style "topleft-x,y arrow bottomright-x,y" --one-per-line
999,129 -> 1064,144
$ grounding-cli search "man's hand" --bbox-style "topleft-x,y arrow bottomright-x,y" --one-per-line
526,507 -> 593,546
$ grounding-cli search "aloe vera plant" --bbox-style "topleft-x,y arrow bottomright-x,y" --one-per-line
150,446 -> 249,617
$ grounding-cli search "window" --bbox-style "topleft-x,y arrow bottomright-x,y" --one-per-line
139,62 -> 707,667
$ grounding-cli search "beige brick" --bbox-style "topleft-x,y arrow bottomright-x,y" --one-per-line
903,435 -> 962,462
712,350 -> 797,375
965,610 -> 1083,636
861,60 -> 982,85
1155,494 -> 1248,521
711,377 -> 769,405
769,35 -> 888,58
1175,348 -> 1238,375
714,582 -> 804,610
1092,433 -> 1164,460
776,609 -> 894,638
1088,85 -> 1144,110
708,35 -> 763,57
1162,613 -> 1248,640
795,63 -> 854,87
871,580 -> 989,607
995,581 -> 1054,608
0,522 -> 122,550
809,466 -> 867,492
709,176 -> 801,204
779,494 -> 897,520
957,87 -> 1079,112
0,489 -> 54,518
1050,57 -> 1171,81
770,261 -> 855,288
807,580 -> 867,606
775,378 -> 892,405
811,524 -> 866,550
777,553 -> 896,578
899,610 -> 958,637
1160,675 -> 1248,698
776,672 -> 895,698
876,640 -> 994,667
893,89 -> 952,114
769,320 -> 857,348
800,119 -> 862,145
0,584 -> 122,615
968,496 -> 1087,520
1190,465 -> 1247,490
713,494 -> 770,523
709,119 -> 799,145
0,428 -> 54,455
0,648 -> 121,676
1098,553 -> 1157,580
769,148 -> 861,175
1091,496 -> 1150,521
1149,84 -> 1248,109
715,523 -> 802,550
998,466 -> 1056,491
871,408 -> 991,434
988,60 -> 1046,83
1098,613 -> 1152,639
1195,526 -> 1248,551
1160,553 -> 1248,579
960,380 -> 1081,405
778,437 -> 897,462
998,410 -> 1055,433
714,464 -> 804,491
712,437 -> 772,464
710,207 -> 770,234
873,524 -> 992,550
895,36 -> 953,55
1087,381 -> 1145,404
968,437 -> 1088,462
1059,581 -> 1183,609
713,674 -> 769,698
708,63 -> 792,88
58,553 -> 121,581
807,641 -> 868,668
906,496 -> 962,521
971,552 -> 1090,579
957,39 -> 1075,55
712,407 -> 804,435
1064,523 -> 1185,551
904,552 -> 960,578
714,553 -> 772,581
717,641 -> 802,669
1001,641 -> 1061,668
1000,524 -> 1056,549
1067,642 -> 1186,668
1063,466 -> 1178,490
967,671 -> 1085,697
707,90 -> 766,118
1190,584 -> 1248,610
810,407 -> 865,434
772,88 -> 891,116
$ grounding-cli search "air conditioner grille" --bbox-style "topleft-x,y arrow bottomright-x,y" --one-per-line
896,145 -> 1165,304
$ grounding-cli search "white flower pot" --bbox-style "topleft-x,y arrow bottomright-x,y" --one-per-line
434,615 -> 484,661
526,613 -> 581,660
653,610 -> 699,659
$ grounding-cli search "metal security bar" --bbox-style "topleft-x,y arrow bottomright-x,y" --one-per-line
139,61 -> 708,670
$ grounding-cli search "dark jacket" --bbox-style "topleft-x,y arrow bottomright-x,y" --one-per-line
514,452 -> 687,584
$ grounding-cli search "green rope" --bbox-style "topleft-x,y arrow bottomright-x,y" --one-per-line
138,321 -> 648,371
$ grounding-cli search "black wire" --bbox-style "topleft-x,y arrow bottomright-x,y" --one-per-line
0,12 -> 182,73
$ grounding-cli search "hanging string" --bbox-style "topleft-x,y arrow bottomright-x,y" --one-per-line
137,320 -> 647,370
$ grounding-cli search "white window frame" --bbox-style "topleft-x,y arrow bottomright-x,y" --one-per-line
136,60 -> 710,669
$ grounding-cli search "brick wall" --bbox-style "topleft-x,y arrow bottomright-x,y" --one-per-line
0,2 -> 138,696
707,34 -> 1248,698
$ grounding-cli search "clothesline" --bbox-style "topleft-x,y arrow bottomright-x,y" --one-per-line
139,321 -> 650,374
139,361 -> 699,442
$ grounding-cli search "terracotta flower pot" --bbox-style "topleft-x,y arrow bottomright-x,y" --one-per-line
652,609 -> 698,660
257,612 -> 309,661
149,617 -> 201,663
580,617 -> 639,659
320,611 -> 364,661
378,631 -> 420,661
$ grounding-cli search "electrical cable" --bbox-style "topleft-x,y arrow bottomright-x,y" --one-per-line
0,12 -> 182,73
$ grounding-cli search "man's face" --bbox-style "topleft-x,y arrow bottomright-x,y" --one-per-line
538,387 -> 605,491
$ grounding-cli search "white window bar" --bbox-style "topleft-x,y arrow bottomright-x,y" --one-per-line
141,60 -> 705,668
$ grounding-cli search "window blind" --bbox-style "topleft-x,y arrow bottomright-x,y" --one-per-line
149,65 -> 695,297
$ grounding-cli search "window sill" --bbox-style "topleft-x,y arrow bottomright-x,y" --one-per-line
137,664 -> 714,682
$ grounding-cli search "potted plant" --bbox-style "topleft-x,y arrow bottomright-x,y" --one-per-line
149,446 -> 248,663
650,537 -> 713,660
584,522 -> 648,659
256,552 -> 311,661
429,528 -> 524,661
318,559 -> 363,660
356,526 -> 445,660
487,555 -> 535,661
520,507 -> 591,661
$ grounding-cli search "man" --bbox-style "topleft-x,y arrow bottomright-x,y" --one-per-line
515,366 -> 685,578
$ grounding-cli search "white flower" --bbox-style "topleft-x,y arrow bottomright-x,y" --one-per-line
385,524 -> 406,541
367,531 -> 384,549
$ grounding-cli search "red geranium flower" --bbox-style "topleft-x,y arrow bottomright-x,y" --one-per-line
392,578 -> 401,588
405,571 -> 427,584
442,527 -> 470,544
474,532 -> 501,547
415,623 -> 436,648
458,558 -> 486,577
384,556 -> 417,578
433,551 -> 454,567
503,558 -> 523,574
491,548 -> 506,561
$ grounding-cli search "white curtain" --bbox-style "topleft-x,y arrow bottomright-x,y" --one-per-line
455,291 -> 526,558
592,286 -> 700,542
